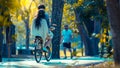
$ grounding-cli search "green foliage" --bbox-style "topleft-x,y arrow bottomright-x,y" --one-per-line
72,0 -> 109,36
65,0 -> 77,5
62,0 -> 84,31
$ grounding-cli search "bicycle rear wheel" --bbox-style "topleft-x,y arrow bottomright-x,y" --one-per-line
34,44 -> 42,63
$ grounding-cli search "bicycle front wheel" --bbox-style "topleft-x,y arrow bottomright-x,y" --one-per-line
34,45 -> 42,63
45,45 -> 52,61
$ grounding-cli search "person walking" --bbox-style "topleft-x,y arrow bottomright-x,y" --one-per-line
61,24 -> 73,59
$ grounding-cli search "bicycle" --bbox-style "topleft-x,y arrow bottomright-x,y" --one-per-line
34,36 -> 52,63
34,25 -> 55,63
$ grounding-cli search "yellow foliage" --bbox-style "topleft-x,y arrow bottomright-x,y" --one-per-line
66,19 -> 70,23
95,34 -> 100,38
23,35 -> 26,39
0,16 -> 3,22
72,42 -> 78,48
12,34 -> 17,41
64,3 -> 68,8
73,3 -> 78,8
78,0 -> 83,4
3,11 -> 9,16
2,30 -> 5,35
66,4 -> 71,9
45,6 -> 49,12
94,28 -> 111,44
0,0 -> 22,27
64,4 -> 71,10
20,0 -> 32,10
7,0 -> 21,12
62,3 -> 77,30
72,0 -> 83,8
3,17 -> 12,27
17,16 -> 22,21
10,0 -> 39,26
0,0 -> 53,46
70,15 -> 75,20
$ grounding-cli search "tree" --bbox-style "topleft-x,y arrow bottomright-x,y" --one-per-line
5,22 -> 16,57
0,0 -> 20,59
51,0 -> 64,59
67,0 -> 107,56
66,0 -> 96,56
0,27 -> 3,62
12,0 -> 37,52
106,0 -> 120,65
10,24 -> 16,55
19,0 -> 34,50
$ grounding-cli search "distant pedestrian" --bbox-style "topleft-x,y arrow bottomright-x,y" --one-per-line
61,24 -> 73,59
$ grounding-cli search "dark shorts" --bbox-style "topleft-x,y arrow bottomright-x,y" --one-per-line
63,42 -> 71,48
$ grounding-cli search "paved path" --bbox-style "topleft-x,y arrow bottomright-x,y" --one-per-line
0,56 -> 109,68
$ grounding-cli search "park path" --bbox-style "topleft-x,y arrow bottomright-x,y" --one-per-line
0,55 -> 108,68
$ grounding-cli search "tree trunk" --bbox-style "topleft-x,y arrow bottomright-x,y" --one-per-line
77,23 -> 94,56
106,0 -> 120,65
6,26 -> 12,57
91,19 -> 102,56
74,8 -> 93,56
25,22 -> 30,50
24,20 -> 31,55
74,8 -> 100,56
0,27 -> 3,62
2,24 -> 15,57
83,18 -> 94,36
10,24 -> 16,55
51,0 -> 64,59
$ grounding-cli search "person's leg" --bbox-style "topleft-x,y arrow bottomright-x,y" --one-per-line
100,43 -> 104,57
63,43 -> 67,59
68,43 -> 73,59
68,48 -> 72,59
63,47 -> 67,58
73,48 -> 76,56
107,45 -> 112,57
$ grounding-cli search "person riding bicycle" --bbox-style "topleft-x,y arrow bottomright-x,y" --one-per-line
31,10 -> 48,52
38,4 -> 53,47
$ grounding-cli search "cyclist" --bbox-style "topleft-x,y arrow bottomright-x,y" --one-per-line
38,4 -> 53,47
31,10 -> 48,51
